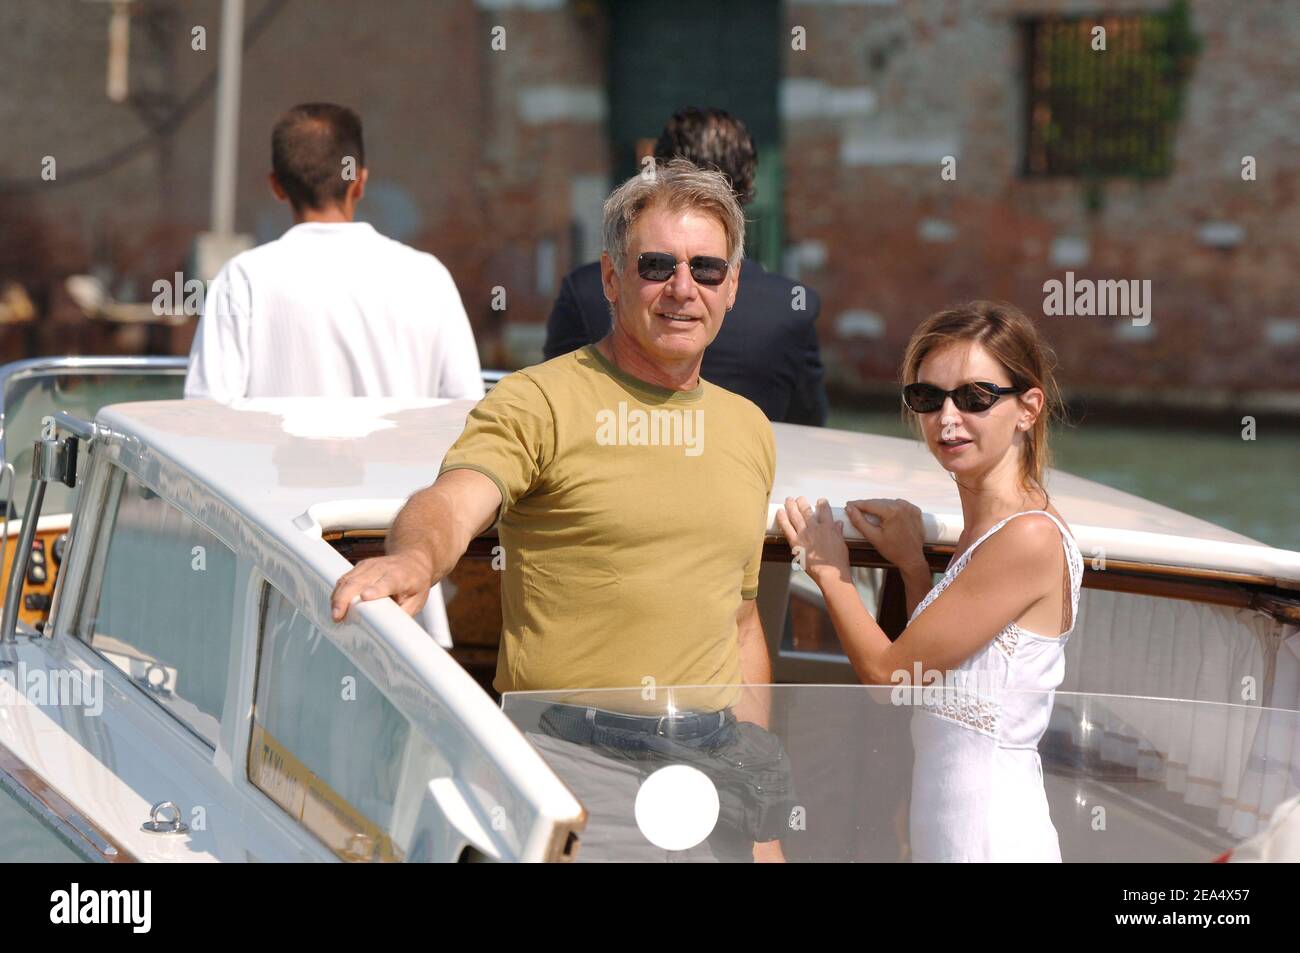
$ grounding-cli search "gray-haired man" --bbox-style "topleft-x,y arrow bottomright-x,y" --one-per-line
332,159 -> 791,861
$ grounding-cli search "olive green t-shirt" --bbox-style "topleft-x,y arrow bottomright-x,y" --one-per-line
438,344 -> 775,698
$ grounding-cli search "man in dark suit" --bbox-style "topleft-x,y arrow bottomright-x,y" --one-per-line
544,107 -> 829,426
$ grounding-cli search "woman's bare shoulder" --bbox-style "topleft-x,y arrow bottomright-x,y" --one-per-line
1044,504 -> 1075,542
974,511 -> 1068,569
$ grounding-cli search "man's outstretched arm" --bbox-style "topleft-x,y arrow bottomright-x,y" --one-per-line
330,468 -> 501,621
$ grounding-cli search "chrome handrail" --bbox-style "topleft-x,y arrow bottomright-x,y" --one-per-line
0,356 -> 188,467
0,354 -> 510,480
0,461 -> 13,586
0,415 -> 92,645
0,356 -> 507,440
50,411 -> 97,442
1,470 -> 45,646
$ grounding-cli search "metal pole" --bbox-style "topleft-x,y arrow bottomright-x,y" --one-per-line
1,480 -> 45,644
106,0 -> 130,103
210,0 -> 246,237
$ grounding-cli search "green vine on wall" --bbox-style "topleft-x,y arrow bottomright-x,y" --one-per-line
1032,0 -> 1202,206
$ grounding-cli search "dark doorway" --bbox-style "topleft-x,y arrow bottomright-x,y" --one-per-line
607,0 -> 783,270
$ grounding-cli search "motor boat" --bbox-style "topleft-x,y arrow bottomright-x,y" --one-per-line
0,358 -> 1295,861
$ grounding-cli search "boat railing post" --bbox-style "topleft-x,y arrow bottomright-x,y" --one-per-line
0,462 -> 15,582
0,417 -> 84,646
0,474 -> 47,646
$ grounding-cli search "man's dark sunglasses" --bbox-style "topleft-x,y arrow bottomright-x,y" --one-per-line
902,381 -> 1027,413
637,252 -> 729,286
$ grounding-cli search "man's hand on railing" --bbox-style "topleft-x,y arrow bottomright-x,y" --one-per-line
331,550 -> 436,621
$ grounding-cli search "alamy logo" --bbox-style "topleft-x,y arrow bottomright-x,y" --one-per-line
0,663 -> 102,716
1042,271 -> 1151,326
50,883 -> 151,933
889,662 -> 1001,707
595,401 -> 704,457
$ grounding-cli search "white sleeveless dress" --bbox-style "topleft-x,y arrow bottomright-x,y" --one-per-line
907,510 -> 1083,862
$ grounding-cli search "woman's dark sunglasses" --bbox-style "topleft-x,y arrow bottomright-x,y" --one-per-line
902,381 -> 1026,413
637,252 -> 729,286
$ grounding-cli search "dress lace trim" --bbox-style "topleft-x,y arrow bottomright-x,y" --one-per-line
995,623 -> 1022,659
923,685 -> 1000,738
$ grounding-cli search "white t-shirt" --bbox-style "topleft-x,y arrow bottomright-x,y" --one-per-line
184,221 -> 484,402
184,221 -> 483,649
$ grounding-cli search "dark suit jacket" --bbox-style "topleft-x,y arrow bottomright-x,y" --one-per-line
543,259 -> 829,425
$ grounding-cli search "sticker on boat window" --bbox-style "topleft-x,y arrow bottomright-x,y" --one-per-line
249,725 -> 402,862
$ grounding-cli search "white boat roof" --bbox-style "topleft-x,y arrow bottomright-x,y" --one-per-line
94,398 -> 1300,587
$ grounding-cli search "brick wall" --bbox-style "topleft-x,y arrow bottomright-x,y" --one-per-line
780,0 -> 1300,402
1,0 -> 1295,401
0,0 -> 610,366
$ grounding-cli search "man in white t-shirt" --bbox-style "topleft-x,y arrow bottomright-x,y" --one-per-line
186,102 -> 482,646
186,102 -> 482,402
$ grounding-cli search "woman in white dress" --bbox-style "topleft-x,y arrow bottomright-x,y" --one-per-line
776,301 -> 1083,862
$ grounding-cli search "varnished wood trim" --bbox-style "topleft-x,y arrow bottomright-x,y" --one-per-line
763,538 -> 1300,622
327,533 -> 500,563
1082,569 -> 1253,609
327,532 -> 1300,622
1079,558 -> 1282,588
464,536 -> 501,558
542,820 -> 585,864
0,742 -> 136,862
0,526 -> 68,630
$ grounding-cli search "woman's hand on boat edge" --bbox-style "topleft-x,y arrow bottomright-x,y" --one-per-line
775,495 -> 850,585
845,498 -> 927,575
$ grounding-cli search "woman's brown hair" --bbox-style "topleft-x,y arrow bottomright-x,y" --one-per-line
900,301 -> 1063,501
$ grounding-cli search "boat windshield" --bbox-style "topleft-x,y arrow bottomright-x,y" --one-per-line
502,684 -> 1298,862
1,365 -> 185,514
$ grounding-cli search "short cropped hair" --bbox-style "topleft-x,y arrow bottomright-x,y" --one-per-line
602,158 -> 746,275
270,103 -> 365,211
653,107 -> 757,206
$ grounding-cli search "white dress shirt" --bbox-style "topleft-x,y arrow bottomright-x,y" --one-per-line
185,221 -> 483,402
185,221 -> 484,648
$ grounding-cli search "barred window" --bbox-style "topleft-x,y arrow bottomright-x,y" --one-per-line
1022,5 -> 1200,178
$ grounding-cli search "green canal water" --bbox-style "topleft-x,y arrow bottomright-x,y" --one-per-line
827,408 -> 1299,551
